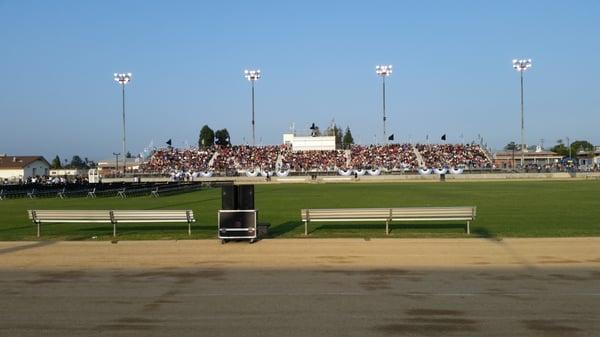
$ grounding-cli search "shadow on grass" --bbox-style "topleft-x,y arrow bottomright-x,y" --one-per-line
471,227 -> 502,241
269,221 -> 303,237
30,222 -> 217,240
0,225 -> 32,233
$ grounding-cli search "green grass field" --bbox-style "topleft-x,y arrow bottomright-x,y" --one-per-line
1,180 -> 599,240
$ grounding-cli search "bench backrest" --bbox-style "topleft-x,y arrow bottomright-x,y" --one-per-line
112,210 -> 194,222
301,208 -> 392,221
28,210 -> 195,222
29,210 -> 112,221
301,207 -> 476,221
391,207 -> 475,219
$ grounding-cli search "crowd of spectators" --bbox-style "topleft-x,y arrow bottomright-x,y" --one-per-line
212,145 -> 281,171
350,144 -> 418,170
280,149 -> 347,171
416,143 -> 491,168
140,143 -> 495,174
141,148 -> 215,173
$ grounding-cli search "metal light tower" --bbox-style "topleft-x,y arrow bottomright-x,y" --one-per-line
112,152 -> 120,176
512,59 -> 532,167
376,65 -> 392,143
244,69 -> 261,146
113,72 -> 132,174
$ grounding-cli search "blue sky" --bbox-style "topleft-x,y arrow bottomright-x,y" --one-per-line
1,0 -> 599,160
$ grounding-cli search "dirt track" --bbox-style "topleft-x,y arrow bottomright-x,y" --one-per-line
1,238 -> 599,336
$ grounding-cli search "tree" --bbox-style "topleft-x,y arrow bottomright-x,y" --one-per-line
504,142 -> 518,151
342,127 -> 354,149
199,125 -> 215,148
325,125 -> 343,149
550,140 -> 569,157
570,140 -> 593,157
51,155 -> 62,169
70,155 -> 86,169
215,129 -> 231,146
334,126 -> 343,149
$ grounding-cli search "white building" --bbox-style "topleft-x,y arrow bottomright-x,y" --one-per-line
49,168 -> 89,178
97,158 -> 142,175
283,133 -> 336,151
0,155 -> 50,181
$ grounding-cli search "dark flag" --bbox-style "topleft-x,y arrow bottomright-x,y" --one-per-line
441,134 -> 446,141
388,134 -> 394,141
310,123 -> 316,130
166,139 -> 172,146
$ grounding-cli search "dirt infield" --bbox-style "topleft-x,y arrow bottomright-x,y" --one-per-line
1,238 -> 599,336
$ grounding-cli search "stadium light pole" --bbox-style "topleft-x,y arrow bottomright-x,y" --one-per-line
512,59 -> 532,167
113,72 -> 132,174
244,69 -> 261,146
376,65 -> 392,144
112,152 -> 120,176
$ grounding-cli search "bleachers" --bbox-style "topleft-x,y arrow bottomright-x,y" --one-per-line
136,143 -> 493,176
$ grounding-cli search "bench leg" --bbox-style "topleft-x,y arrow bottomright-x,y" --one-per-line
466,220 -> 470,235
188,222 -> 191,236
113,222 -> 116,237
37,222 -> 40,238
385,220 -> 389,235
304,221 -> 308,236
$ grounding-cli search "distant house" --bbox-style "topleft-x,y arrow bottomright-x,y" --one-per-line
97,158 -> 142,176
493,147 -> 562,168
0,155 -> 50,181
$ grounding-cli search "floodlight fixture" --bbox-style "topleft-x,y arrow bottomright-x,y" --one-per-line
512,59 -> 532,72
244,69 -> 261,82
376,65 -> 392,77
114,73 -> 132,85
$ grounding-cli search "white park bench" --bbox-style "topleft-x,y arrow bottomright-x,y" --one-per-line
28,209 -> 195,238
300,206 -> 476,235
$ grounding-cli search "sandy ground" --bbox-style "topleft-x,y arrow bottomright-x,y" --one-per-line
1,238 -> 599,337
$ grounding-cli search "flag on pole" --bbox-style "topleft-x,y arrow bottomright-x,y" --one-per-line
166,139 -> 172,146
441,134 -> 446,141
388,134 -> 394,141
